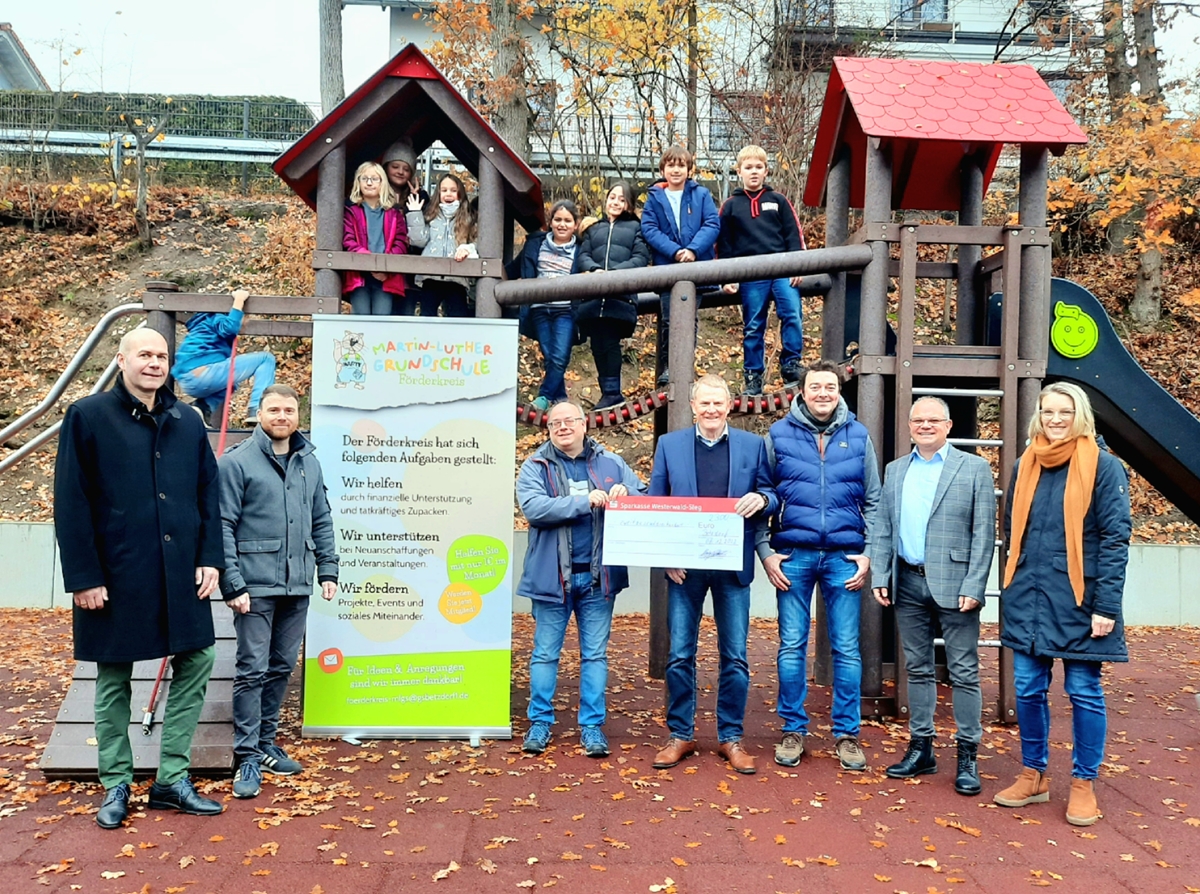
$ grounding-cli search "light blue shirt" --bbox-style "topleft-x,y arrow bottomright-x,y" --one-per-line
897,443 -> 949,565
665,187 -> 684,233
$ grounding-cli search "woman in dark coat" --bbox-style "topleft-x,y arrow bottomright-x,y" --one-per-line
573,181 -> 650,409
993,382 -> 1131,827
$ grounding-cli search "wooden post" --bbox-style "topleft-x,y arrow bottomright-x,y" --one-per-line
822,145 -> 851,361
857,136 -> 892,706
999,144 -> 1051,724
145,282 -> 179,389
315,144 -> 346,308
475,155 -> 504,319
956,153 -> 985,346
648,280 -> 699,680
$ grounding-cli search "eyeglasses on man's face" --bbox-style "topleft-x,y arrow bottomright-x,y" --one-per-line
548,417 -> 585,430
909,417 -> 949,427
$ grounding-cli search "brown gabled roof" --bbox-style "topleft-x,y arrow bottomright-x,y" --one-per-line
274,44 -> 544,230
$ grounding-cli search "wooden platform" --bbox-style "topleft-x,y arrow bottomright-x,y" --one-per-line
40,601 -> 237,780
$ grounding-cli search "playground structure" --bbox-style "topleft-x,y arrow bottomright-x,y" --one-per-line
10,48 -> 1200,774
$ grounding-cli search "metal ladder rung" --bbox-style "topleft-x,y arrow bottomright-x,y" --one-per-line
933,638 -> 1003,649
949,438 -> 1003,448
912,387 -> 1004,398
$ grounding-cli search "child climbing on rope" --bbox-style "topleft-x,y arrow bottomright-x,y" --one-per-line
171,288 -> 276,428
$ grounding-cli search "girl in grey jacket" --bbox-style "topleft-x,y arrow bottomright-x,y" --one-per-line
406,173 -> 478,318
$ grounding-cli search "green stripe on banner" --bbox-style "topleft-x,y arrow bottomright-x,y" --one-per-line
302,649 -> 512,728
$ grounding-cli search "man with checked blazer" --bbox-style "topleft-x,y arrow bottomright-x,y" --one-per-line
869,396 -> 996,796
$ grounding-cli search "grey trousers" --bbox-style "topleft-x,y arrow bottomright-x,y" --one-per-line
895,568 -> 982,745
232,594 -> 309,763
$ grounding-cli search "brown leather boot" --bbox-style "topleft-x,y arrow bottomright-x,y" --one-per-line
717,739 -> 756,775
993,767 -> 1050,808
653,738 -> 697,769
1066,778 -> 1100,826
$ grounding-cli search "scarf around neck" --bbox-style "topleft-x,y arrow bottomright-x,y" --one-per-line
1003,433 -> 1100,606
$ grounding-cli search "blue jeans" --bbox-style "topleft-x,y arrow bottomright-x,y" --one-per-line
776,549 -> 862,738
1013,651 -> 1107,780
527,572 -> 615,727
348,279 -> 393,315
739,278 -> 803,374
665,570 -> 750,742
175,352 -> 276,415
232,594 -> 309,763
527,305 -> 574,402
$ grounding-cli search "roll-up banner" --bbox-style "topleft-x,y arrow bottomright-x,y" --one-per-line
304,315 -> 517,739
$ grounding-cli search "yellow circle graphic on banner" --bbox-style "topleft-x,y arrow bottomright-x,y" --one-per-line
439,583 -> 482,624
349,574 -> 420,642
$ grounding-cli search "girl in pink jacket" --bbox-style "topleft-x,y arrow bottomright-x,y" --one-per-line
343,161 -> 408,315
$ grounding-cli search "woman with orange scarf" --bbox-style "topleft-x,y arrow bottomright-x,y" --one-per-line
993,383 -> 1131,827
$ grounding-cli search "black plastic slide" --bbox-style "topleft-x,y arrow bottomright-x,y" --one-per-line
1045,277 -> 1200,523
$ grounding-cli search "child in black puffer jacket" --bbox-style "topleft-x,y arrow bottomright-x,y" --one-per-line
573,181 -> 650,409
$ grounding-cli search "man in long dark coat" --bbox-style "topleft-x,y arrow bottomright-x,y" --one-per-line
55,328 -> 225,829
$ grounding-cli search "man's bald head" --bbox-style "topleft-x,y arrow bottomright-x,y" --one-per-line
117,328 -> 170,406
118,327 -> 168,357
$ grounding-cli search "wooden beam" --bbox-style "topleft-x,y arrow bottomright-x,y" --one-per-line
312,250 -> 498,279
414,79 -> 538,194
856,223 -> 1052,247
282,77 -> 412,181
886,259 -> 958,279
143,293 -> 332,316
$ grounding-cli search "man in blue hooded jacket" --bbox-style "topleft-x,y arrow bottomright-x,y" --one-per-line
516,401 -> 645,758
172,289 -> 277,427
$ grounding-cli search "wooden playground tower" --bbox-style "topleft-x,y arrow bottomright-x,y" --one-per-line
83,50 -> 1090,776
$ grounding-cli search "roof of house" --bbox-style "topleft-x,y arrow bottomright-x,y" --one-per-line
803,56 -> 1088,211
0,23 -> 50,91
274,44 -> 544,230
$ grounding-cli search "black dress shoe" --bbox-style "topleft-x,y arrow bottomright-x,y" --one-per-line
886,735 -> 938,778
147,777 -> 223,816
954,741 -> 982,796
96,782 -> 131,829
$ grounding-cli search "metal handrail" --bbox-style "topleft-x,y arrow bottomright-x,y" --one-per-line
0,350 -> 127,475
0,303 -> 145,449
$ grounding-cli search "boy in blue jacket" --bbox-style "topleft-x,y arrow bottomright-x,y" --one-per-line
171,289 -> 277,427
718,145 -> 806,396
641,146 -> 721,386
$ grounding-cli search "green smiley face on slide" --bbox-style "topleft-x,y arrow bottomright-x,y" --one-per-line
1050,301 -> 1099,359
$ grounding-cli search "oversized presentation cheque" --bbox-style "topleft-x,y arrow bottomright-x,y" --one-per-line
602,496 -> 743,571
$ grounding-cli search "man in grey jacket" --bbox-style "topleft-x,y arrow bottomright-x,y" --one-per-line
219,384 -> 339,799
869,396 -> 996,796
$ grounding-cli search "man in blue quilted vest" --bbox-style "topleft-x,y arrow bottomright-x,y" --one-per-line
759,359 -> 881,771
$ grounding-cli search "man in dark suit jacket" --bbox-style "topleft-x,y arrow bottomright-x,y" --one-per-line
648,374 -> 777,774
870,396 -> 997,796
55,329 -> 224,830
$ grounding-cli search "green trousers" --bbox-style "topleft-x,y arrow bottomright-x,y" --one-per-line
94,645 -> 215,789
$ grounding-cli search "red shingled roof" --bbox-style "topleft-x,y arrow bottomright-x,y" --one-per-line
803,56 -> 1087,211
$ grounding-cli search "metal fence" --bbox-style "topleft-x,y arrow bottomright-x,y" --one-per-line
0,92 -> 319,142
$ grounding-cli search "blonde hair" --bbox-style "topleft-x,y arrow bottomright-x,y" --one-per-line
690,373 -> 732,401
736,145 -> 769,168
1027,381 -> 1096,442
349,162 -> 397,208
